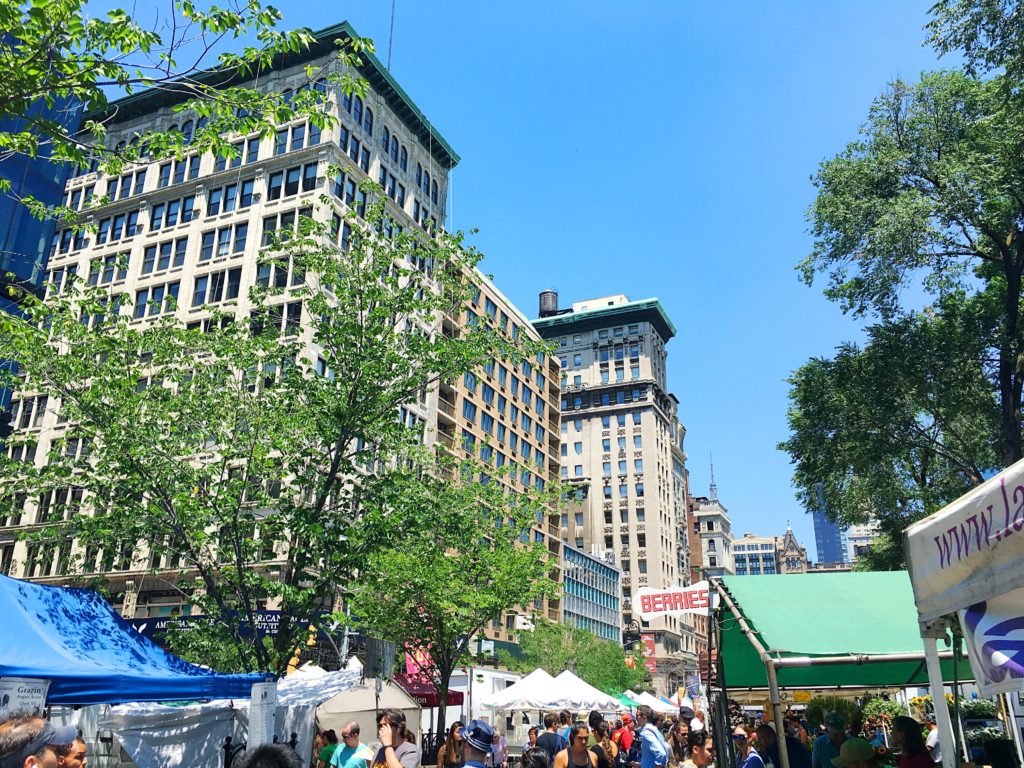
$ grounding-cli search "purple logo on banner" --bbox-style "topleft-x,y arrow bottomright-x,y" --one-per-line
962,597 -> 1024,692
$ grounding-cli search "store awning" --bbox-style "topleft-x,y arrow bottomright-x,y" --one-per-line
718,572 -> 960,690
0,575 -> 268,705
392,673 -> 464,707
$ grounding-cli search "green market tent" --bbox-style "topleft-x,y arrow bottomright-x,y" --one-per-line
614,692 -> 639,709
717,571 -> 962,690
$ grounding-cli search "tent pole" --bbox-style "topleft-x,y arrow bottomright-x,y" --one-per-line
922,635 -> 957,768
1002,692 -> 1024,767
765,658 -> 790,768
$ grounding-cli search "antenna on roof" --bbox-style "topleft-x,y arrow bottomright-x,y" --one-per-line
709,455 -> 718,502
387,0 -> 397,70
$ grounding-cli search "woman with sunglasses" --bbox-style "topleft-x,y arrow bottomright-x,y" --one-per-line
733,726 -> 765,768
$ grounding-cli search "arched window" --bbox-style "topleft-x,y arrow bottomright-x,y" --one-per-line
181,120 -> 194,144
416,163 -> 422,187
115,139 -> 127,155
352,95 -> 363,124
168,124 -> 179,135
364,107 -> 373,134
382,126 -> 390,151
399,145 -> 407,172
390,136 -> 398,162
342,90 -> 352,113
422,171 -> 430,198
314,77 -> 327,95
196,116 -> 209,132
431,179 -> 438,204
282,88 -> 294,105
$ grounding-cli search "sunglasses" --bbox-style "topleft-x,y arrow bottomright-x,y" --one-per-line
732,735 -> 747,741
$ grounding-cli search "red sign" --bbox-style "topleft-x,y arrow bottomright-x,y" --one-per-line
641,633 -> 657,674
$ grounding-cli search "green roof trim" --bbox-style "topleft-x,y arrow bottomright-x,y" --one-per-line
531,298 -> 677,343
94,20 -> 459,169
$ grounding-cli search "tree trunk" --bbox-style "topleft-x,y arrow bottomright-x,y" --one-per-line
434,662 -> 454,767
999,250 -> 1024,466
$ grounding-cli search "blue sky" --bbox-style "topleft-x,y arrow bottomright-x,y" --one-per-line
92,0 -> 950,558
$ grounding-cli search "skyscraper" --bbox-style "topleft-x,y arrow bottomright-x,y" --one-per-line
532,291 -> 698,688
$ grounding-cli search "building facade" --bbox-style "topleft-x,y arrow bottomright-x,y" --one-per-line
846,519 -> 880,563
562,542 -> 622,643
732,528 -> 808,575
1,23 -> 563,629
693,489 -> 734,577
812,508 -> 848,565
0,92 -> 81,416
732,533 -> 777,575
441,276 -> 564,643
532,292 -> 697,688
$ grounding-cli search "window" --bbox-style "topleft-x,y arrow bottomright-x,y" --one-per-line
150,195 -> 195,230
199,223 -> 247,261
602,462 -> 611,477
88,253 -> 128,286
192,267 -> 242,306
134,280 -> 180,318
142,237 -> 188,274
399,145 -> 407,171
634,459 -> 644,472
275,129 -> 288,156
573,353 -> 582,366
574,465 -> 583,478
363,107 -> 373,134
245,136 -> 260,164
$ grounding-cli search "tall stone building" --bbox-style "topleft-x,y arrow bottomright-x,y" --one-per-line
532,292 -> 697,689
0,22 -> 563,631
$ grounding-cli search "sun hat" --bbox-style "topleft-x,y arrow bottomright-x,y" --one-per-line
832,738 -> 877,767
459,720 -> 494,753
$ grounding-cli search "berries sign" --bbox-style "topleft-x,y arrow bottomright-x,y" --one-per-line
635,581 -> 719,621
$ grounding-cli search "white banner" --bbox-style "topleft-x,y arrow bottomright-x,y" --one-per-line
247,681 -> 278,747
958,584 -> 1024,697
635,581 -> 718,621
0,677 -> 49,718
905,458 -> 1024,623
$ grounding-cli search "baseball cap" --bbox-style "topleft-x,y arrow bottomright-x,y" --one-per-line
621,714 -> 633,723
832,738 -> 876,767
824,712 -> 846,731
459,720 -> 494,753
0,720 -> 78,768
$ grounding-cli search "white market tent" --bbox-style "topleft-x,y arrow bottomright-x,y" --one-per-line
482,669 -> 624,712
95,668 -> 361,768
905,457 -> 1024,768
481,668 -> 557,710
317,677 -> 420,743
552,670 -> 623,712
631,691 -> 676,715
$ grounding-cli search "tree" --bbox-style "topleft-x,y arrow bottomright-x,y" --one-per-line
779,300 -> 999,568
802,70 -> 1024,466
500,620 -> 647,695
0,186 -> 538,674
927,0 -> 1024,80
343,456 -> 559,743
0,0 -> 369,214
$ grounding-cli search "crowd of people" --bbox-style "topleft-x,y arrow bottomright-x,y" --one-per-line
0,703 -> 947,768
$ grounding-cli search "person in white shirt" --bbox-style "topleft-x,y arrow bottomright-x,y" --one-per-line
689,713 -> 705,734
924,718 -> 941,764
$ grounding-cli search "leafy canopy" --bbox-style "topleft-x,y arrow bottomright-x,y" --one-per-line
500,620 -> 647,695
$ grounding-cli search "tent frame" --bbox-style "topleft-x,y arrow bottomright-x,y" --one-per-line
713,579 -> 956,768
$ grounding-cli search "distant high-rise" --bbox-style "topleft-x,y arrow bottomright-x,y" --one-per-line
811,510 -> 848,564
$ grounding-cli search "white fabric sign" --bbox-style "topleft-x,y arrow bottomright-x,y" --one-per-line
0,677 -> 49,718
905,458 -> 1024,622
958,584 -> 1024,697
248,681 -> 277,747
634,581 -> 718,621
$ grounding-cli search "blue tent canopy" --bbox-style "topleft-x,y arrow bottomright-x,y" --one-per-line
0,575 -> 269,705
